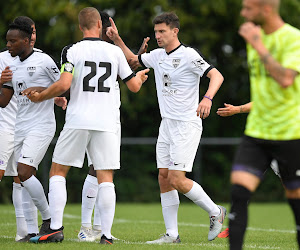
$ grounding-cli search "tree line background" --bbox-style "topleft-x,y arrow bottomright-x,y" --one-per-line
1,0 -> 300,203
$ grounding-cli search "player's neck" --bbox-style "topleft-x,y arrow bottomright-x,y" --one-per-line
164,39 -> 181,54
19,47 -> 33,61
83,29 -> 101,39
262,15 -> 285,34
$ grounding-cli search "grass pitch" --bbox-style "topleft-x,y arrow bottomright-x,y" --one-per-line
0,202 -> 297,249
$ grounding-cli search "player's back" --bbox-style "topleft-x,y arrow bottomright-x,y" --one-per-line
62,38 -> 133,132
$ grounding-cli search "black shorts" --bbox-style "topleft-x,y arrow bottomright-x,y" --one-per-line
232,135 -> 300,189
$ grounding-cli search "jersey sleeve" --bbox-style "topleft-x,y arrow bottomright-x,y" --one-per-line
138,49 -> 161,69
44,55 -> 61,82
117,48 -> 135,83
188,48 -> 213,77
281,35 -> 300,73
60,44 -> 75,75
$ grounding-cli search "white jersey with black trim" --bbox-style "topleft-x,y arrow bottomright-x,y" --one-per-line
0,50 -> 17,133
60,38 -> 134,132
139,44 -> 213,122
4,50 -> 60,136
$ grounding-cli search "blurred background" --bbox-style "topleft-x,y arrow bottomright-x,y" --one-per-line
1,0 -> 300,204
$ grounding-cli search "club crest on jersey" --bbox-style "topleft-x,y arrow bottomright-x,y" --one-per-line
192,58 -> 205,70
27,66 -> 36,76
172,59 -> 180,68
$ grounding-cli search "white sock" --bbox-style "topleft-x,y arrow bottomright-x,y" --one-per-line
21,175 -> 51,220
22,186 -> 38,234
48,175 -> 66,230
97,182 -> 115,239
93,193 -> 101,230
184,181 -> 219,216
13,182 -> 27,237
161,190 -> 180,237
81,175 -> 98,228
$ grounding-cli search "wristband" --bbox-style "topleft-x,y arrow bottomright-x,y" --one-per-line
203,95 -> 213,102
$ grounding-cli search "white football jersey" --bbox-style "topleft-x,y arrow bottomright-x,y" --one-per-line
4,50 -> 60,136
0,50 -> 17,133
139,44 -> 213,122
60,38 -> 134,132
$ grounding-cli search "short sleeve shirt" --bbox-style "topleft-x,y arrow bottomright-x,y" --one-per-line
139,44 -> 213,122
245,24 -> 300,140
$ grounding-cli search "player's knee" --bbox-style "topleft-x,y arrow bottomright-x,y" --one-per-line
231,184 -> 252,202
17,164 -> 34,182
286,188 -> 300,199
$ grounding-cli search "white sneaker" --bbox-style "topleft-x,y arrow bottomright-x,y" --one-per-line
208,205 -> 227,241
78,226 -> 96,242
91,228 -> 101,241
146,234 -> 181,244
15,234 -> 23,241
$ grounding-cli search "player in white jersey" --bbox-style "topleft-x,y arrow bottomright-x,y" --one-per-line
23,7 -> 148,244
107,12 -> 226,243
0,18 -> 63,241
78,11 -> 120,242
0,16 -> 44,242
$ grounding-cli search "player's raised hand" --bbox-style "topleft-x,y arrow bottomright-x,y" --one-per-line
0,66 -> 13,85
217,103 -> 239,117
106,17 -> 119,42
137,37 -> 150,55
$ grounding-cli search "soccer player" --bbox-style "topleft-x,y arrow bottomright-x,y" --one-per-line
78,11 -> 149,242
0,18 -> 62,241
106,12 -> 226,243
228,0 -> 300,249
23,7 -> 149,244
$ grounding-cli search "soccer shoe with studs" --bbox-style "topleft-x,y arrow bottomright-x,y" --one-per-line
29,226 -> 64,243
208,205 -> 227,241
100,234 -> 113,245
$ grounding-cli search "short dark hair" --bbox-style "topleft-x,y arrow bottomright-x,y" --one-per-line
13,16 -> 35,27
152,12 -> 180,29
8,19 -> 33,39
99,11 -> 111,29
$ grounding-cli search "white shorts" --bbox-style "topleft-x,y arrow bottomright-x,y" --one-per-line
156,118 -> 202,172
0,131 -> 17,176
86,123 -> 121,167
53,128 -> 120,170
15,133 -> 54,170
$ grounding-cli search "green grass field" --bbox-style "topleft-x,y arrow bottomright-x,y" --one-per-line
0,203 -> 297,249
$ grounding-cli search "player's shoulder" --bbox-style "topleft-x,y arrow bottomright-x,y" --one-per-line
180,44 -> 204,58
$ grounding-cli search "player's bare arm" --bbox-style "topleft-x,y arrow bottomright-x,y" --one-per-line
106,17 -> 140,67
0,87 -> 13,108
239,22 -> 298,88
197,68 -> 224,119
23,72 -> 73,103
217,102 -> 252,117
125,68 -> 149,93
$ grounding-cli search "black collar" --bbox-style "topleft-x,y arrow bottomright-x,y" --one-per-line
82,37 -> 102,41
166,43 -> 182,55
20,50 -> 34,62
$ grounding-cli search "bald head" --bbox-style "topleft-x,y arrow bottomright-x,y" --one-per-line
78,7 -> 101,30
259,0 -> 280,12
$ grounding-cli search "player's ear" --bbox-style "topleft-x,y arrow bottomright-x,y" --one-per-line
79,24 -> 83,32
173,28 -> 179,36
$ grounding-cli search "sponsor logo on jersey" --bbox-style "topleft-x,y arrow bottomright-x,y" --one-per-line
0,159 -> 4,165
163,73 -> 171,87
27,66 -> 36,76
192,58 -> 205,70
172,59 -> 181,68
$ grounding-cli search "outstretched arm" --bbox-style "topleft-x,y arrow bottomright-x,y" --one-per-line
197,68 -> 224,119
217,102 -> 252,117
106,17 -> 140,67
22,72 -> 73,103
125,68 -> 150,93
